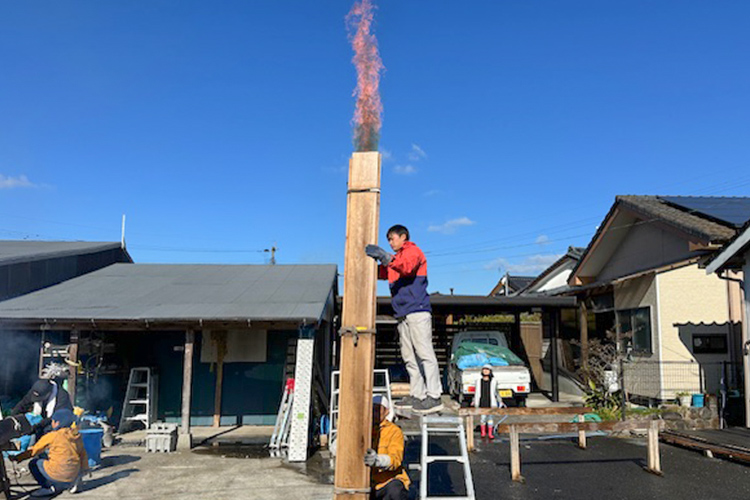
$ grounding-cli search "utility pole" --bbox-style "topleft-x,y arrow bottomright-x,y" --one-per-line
264,246 -> 277,265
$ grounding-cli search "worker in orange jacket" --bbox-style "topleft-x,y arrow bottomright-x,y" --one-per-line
13,409 -> 88,497
365,395 -> 409,500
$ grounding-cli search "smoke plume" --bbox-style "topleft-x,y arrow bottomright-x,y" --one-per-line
347,0 -> 384,152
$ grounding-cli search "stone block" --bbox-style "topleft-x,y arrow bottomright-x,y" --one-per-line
661,411 -> 682,421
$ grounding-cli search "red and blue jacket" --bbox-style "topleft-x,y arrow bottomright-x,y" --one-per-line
378,241 -> 431,318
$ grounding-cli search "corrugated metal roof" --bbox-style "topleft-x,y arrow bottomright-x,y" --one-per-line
0,263 -> 337,324
0,240 -> 124,266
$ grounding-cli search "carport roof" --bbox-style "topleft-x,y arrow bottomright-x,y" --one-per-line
0,263 -> 337,329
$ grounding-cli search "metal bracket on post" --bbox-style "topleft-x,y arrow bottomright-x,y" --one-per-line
333,487 -> 372,495
338,326 -> 375,348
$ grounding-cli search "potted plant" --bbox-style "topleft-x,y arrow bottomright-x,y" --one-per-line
676,391 -> 691,407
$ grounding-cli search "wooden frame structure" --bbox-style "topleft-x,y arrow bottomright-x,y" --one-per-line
459,407 -> 663,481
334,152 -> 381,500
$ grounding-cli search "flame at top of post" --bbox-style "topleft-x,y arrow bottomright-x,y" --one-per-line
347,0 -> 383,152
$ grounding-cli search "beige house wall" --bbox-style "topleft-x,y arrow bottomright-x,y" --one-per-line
657,263 -> 730,362
656,263 -> 733,398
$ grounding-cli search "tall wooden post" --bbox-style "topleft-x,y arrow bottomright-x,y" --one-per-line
179,329 -> 195,450
334,152 -> 381,500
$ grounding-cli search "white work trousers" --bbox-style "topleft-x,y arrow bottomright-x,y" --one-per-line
397,311 -> 442,400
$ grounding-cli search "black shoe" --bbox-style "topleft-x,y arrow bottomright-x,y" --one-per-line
413,397 -> 444,414
394,396 -> 419,409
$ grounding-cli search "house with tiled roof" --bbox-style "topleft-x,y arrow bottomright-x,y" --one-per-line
568,196 -> 749,407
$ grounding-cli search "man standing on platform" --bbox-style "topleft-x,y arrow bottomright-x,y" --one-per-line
366,224 -> 443,414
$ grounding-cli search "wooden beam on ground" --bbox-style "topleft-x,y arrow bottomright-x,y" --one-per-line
179,329 -> 195,449
67,330 -> 79,403
334,152 -> 381,500
459,407 -> 592,416
660,431 -> 750,463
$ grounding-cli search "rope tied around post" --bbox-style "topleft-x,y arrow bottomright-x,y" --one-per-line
347,187 -> 381,194
338,326 -> 376,347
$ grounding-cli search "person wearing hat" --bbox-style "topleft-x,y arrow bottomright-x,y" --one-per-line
472,364 -> 505,439
12,409 -> 88,497
11,379 -> 73,424
365,395 -> 409,500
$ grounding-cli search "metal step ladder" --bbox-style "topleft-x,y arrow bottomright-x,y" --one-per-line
329,368 -> 392,444
420,415 -> 476,500
119,367 -> 157,433
269,378 -> 295,451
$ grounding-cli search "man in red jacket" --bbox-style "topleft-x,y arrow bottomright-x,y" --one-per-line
366,225 -> 443,414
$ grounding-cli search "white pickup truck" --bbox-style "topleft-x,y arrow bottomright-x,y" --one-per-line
446,330 -> 531,407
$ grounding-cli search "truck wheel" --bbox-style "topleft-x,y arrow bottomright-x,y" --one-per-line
460,397 -> 471,408
515,397 -> 527,408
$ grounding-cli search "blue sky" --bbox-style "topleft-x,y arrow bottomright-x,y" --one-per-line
1,1 -> 749,295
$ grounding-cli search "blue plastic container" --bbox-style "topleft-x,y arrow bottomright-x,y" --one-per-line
80,428 -> 104,468
692,394 -> 705,408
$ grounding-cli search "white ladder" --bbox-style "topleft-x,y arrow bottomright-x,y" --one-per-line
420,415 -> 476,500
119,367 -> 157,433
329,368 -> 392,444
269,378 -> 295,450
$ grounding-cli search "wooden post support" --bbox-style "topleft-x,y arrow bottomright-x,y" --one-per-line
213,331 -> 228,428
579,301 -> 589,371
334,152 -> 381,500
179,329 -> 195,450
647,420 -> 662,475
67,330 -> 79,404
466,415 -> 475,452
577,414 -> 587,449
509,424 -> 523,483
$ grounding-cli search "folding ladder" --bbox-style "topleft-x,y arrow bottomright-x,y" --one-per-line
329,369 -> 392,444
270,378 -> 295,450
420,415 -> 476,500
119,368 -> 157,433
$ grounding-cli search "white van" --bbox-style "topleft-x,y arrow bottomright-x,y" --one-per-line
446,330 -> 532,407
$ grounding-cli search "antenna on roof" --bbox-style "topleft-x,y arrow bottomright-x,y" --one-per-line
121,214 -> 127,249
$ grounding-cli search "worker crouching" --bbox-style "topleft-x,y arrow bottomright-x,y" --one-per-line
17,409 -> 88,497
472,364 -> 505,439
365,395 -> 410,500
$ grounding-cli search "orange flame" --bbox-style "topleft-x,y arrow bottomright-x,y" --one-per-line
347,0 -> 383,152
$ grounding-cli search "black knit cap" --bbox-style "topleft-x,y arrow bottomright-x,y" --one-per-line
30,379 -> 53,402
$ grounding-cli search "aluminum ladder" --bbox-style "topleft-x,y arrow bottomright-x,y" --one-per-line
119,367 -> 157,433
420,415 -> 476,500
329,368 -> 392,444
269,378 -> 295,451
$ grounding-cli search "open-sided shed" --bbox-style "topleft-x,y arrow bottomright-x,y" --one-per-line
0,262 -> 337,455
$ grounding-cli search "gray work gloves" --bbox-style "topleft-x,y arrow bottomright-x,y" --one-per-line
364,448 -> 392,468
365,245 -> 392,265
